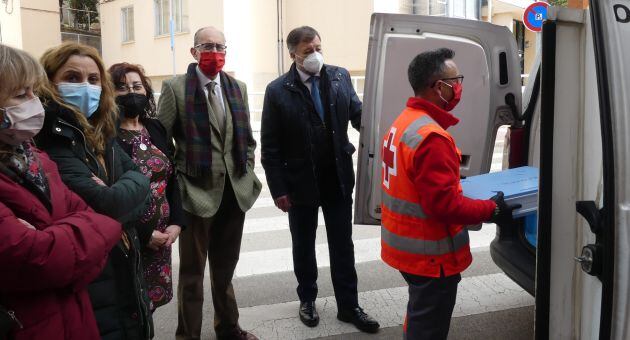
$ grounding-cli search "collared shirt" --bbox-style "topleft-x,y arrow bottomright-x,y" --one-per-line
196,66 -> 226,112
296,67 -> 321,94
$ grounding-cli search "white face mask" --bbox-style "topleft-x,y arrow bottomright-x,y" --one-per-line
298,51 -> 324,75
0,97 -> 45,146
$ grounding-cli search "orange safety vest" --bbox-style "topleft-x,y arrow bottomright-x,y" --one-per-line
381,106 -> 472,278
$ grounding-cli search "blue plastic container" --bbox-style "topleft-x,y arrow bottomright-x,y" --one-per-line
523,213 -> 537,247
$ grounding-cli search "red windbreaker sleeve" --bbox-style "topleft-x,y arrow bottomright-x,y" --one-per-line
0,202 -> 121,293
412,133 -> 496,225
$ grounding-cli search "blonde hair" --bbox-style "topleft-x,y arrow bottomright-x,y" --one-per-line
0,44 -> 45,158
0,44 -> 44,106
39,42 -> 117,156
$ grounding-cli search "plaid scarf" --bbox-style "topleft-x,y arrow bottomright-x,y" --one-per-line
184,63 -> 250,177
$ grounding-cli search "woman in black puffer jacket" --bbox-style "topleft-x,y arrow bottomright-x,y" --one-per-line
34,42 -> 154,340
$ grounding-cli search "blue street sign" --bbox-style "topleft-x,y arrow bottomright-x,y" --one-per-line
523,1 -> 549,32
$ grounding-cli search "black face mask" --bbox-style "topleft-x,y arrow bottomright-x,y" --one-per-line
116,93 -> 149,119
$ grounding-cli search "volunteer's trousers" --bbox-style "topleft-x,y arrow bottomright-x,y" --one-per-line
401,271 -> 461,340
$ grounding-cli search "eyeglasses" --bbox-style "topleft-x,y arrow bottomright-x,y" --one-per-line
194,42 -> 227,52
440,75 -> 464,85
115,83 -> 145,93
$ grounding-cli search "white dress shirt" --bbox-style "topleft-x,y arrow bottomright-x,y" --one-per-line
297,67 -> 321,94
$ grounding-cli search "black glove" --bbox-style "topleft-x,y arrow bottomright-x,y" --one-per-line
489,191 -> 522,226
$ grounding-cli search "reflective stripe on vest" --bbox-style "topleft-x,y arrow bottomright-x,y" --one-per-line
400,116 -> 435,148
381,227 -> 470,256
382,191 -> 426,219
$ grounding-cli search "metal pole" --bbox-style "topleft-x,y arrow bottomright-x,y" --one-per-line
276,0 -> 284,75
487,0 -> 493,23
170,0 -> 176,77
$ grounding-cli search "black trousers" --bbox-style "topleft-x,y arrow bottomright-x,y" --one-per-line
287,171 -> 359,310
401,271 -> 461,340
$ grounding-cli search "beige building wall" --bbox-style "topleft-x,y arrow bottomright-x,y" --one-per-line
219,0 -> 373,117
282,0 -> 373,74
20,0 -> 62,58
523,28 -> 537,77
100,0 -> 224,92
100,0 -> 374,118
492,12 -> 515,28
0,0 -> 61,58
99,0 -> 541,117
483,0 -> 540,82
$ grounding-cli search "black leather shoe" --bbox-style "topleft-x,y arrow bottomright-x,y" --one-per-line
217,327 -> 259,340
299,301 -> 319,327
337,307 -> 380,333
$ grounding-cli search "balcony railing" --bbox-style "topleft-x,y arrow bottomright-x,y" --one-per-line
60,7 -> 100,34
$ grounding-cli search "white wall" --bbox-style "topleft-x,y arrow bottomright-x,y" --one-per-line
0,0 -> 23,49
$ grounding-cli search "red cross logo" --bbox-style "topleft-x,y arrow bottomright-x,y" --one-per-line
382,127 -> 397,189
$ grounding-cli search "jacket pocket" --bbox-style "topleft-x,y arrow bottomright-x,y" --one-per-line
284,158 -> 309,191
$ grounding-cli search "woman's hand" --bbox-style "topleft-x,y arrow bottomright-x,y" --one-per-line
164,225 -> 182,247
91,175 -> 107,186
148,230 -> 169,251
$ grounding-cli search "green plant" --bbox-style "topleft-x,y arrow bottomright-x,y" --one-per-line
69,0 -> 99,26
548,0 -> 568,6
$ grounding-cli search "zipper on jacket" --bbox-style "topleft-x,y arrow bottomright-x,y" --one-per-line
128,232 -> 151,339
8,310 -> 23,329
137,247 -> 151,338
57,120 -> 103,176
110,145 -> 115,186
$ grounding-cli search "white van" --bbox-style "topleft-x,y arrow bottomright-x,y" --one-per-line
354,2 -> 630,339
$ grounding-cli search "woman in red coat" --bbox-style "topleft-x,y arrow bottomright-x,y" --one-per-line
0,44 -> 122,339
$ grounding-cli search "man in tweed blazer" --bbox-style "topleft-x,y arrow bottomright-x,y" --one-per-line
157,26 -> 261,340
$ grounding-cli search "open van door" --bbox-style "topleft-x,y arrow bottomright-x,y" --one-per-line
535,2 -> 630,339
355,13 -> 522,225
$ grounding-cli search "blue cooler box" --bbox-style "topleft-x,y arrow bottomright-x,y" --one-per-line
461,166 -> 539,247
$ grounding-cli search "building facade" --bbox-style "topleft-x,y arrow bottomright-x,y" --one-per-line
99,0 -> 378,117
482,0 -> 540,85
99,0 -> 545,118
0,0 -> 61,58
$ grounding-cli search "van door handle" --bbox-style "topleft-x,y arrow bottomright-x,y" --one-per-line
576,201 -> 604,278
575,244 -> 602,277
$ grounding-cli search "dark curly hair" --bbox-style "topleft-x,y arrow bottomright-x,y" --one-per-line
408,48 -> 455,95
108,62 -> 157,121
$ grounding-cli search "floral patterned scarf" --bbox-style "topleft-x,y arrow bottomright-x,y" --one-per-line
3,142 -> 50,199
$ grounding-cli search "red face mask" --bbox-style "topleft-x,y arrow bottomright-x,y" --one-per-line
198,51 -> 225,78
438,81 -> 463,111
